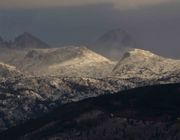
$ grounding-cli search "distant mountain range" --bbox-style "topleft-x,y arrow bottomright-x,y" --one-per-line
0,29 -> 134,60
0,30 -> 179,82
0,43 -> 179,79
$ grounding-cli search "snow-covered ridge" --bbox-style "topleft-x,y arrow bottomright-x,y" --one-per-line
13,46 -> 116,77
113,48 -> 180,79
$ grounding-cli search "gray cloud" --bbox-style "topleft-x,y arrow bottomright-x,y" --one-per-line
0,0 -> 174,9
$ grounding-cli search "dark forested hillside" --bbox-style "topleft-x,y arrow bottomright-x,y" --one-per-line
1,83 -> 180,140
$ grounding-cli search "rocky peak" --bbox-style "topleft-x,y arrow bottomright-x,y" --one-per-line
96,28 -> 134,47
13,32 -> 50,48
91,28 -> 134,60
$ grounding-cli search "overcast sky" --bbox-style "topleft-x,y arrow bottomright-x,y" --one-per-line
0,0 -> 173,9
0,0 -> 180,58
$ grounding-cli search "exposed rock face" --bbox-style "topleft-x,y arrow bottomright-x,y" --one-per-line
92,29 -> 134,60
113,48 -> 180,79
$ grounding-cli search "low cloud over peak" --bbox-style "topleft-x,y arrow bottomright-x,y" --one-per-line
0,0 -> 174,9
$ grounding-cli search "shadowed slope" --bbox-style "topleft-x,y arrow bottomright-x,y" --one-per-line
1,83 -> 180,140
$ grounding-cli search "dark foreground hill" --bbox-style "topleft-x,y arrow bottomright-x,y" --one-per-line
1,83 -> 180,140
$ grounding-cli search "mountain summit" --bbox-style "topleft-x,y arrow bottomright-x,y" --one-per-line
12,32 -> 50,48
92,29 -> 134,60
96,29 -> 134,47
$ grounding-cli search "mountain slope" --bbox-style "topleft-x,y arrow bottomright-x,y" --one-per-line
112,48 -> 180,79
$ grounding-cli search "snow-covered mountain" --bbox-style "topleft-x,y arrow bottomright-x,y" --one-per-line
13,46 -> 116,77
92,29 -> 134,60
112,48 -> 180,79
0,45 -> 116,77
